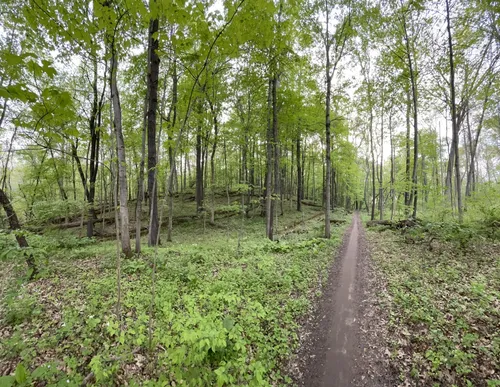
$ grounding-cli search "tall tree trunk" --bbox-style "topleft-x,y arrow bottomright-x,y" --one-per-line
135,94 -> 148,253
147,8 -> 160,246
265,78 -> 274,240
324,7 -> 332,238
389,113 -> 395,220
167,60 -> 178,242
401,11 -> 419,219
207,94 -> 219,226
110,36 -> 132,257
466,82 -> 490,196
296,128 -> 302,212
87,54 -> 105,239
196,103 -> 204,212
369,106 -> 376,221
379,110 -> 384,220
404,88 -> 411,210
272,76 -> 280,223
422,152 -> 428,204
446,0 -> 463,222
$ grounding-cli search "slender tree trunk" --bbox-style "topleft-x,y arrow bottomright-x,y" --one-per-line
265,78 -> 274,240
0,126 -> 17,192
404,88 -> 411,210
87,54 -> 105,239
272,76 -> 281,223
110,36 -> 132,257
312,154 -> 315,202
401,14 -> 419,219
422,153 -> 428,204
466,82 -> 490,196
324,8 -> 332,238
196,105 -> 204,212
135,94 -> 148,253
49,147 -> 68,201
296,128 -> 302,211
147,8 -> 160,246
446,0 -> 463,222
379,110 -> 384,220
207,94 -> 219,226
389,113 -> 395,220
167,61 -> 178,242
369,107 -> 376,221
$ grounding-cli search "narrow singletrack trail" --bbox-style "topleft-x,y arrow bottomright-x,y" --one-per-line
297,212 -> 392,387
320,212 -> 360,386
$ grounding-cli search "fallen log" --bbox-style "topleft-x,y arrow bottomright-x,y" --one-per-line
366,220 -> 393,227
94,226 -> 148,239
58,217 -> 114,229
301,200 -> 322,208
366,219 -> 420,229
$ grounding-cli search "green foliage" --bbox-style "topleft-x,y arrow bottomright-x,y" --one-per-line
0,207 -> 348,385
368,228 -> 500,385
3,290 -> 41,326
31,200 -> 86,224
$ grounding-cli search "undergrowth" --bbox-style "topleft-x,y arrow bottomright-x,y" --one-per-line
0,206 -> 347,386
367,225 -> 500,386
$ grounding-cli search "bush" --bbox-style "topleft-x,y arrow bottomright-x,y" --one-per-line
32,200 -> 85,224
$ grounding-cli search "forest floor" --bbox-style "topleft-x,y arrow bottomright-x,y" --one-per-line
293,212 -> 395,387
0,198 -> 351,386
1,201 -> 499,386
294,213 -> 499,387
364,225 -> 500,387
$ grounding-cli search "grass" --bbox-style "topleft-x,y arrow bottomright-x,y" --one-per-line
0,200 -> 349,386
367,226 -> 500,387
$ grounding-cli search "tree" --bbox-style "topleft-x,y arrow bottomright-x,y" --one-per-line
106,2 -> 132,257
146,0 -> 160,246
320,0 -> 351,238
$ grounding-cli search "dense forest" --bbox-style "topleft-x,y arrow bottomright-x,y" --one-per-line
0,0 -> 499,386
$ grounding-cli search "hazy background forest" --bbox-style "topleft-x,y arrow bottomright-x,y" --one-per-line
0,0 -> 499,385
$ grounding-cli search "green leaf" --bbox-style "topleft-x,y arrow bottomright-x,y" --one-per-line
14,363 -> 27,383
0,376 -> 15,387
4,53 -> 24,66
63,127 -> 80,137
0,84 -> 37,103
223,317 -> 234,331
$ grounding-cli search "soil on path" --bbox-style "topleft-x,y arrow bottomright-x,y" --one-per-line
295,212 -> 395,387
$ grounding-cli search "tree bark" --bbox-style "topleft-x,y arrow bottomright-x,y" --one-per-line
135,94 -> 148,253
167,60 -> 178,242
0,188 -> 37,278
466,81 -> 490,196
265,78 -> 274,240
147,7 -> 160,246
196,102 -> 204,212
379,110 -> 384,220
404,87 -> 411,210
369,105 -> 376,221
1,126 -> 18,192
389,113 -> 395,220
446,0 -> 463,222
296,128 -> 302,212
324,4 -> 332,238
272,75 -> 280,223
110,34 -> 132,257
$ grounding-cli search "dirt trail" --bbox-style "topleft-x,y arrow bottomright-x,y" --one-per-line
297,212 -> 393,387
320,212 -> 360,385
